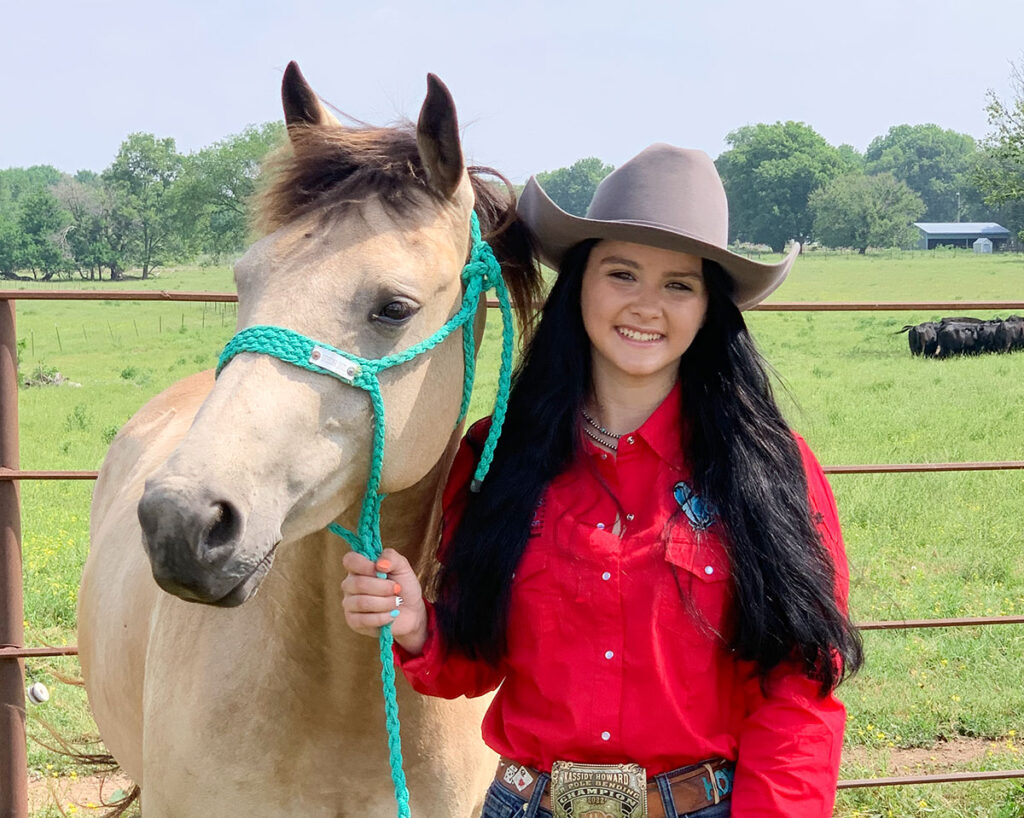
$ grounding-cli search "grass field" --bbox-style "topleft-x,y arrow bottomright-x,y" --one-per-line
6,248 -> 1024,816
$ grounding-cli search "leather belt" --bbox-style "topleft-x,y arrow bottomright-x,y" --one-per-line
495,756 -> 734,818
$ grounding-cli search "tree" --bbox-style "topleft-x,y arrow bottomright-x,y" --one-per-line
809,172 -> 925,253
0,205 -> 26,279
974,60 -> 1024,241
865,124 -> 980,221
16,189 -> 73,279
52,176 -> 110,279
174,122 -> 285,257
716,122 -> 855,251
102,133 -> 183,277
534,157 -> 615,217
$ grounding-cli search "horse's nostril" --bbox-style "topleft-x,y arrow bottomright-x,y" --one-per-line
204,500 -> 241,553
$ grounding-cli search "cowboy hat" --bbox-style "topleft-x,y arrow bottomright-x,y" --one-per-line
517,143 -> 798,310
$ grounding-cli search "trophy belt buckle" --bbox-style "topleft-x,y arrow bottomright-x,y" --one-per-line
550,760 -> 648,818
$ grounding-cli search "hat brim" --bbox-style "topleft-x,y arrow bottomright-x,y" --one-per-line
518,177 -> 798,310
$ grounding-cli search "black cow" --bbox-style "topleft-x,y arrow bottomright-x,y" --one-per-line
899,322 -> 939,357
936,321 -> 982,357
996,315 -> 1024,352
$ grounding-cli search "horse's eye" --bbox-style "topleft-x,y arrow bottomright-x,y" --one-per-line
372,299 -> 418,326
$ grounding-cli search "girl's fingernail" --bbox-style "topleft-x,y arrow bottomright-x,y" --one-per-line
390,609 -> 400,618
393,583 -> 402,594
376,572 -> 387,580
377,559 -> 392,572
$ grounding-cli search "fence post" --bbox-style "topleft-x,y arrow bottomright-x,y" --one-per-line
0,300 -> 25,817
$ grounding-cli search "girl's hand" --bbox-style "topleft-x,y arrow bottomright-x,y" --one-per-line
341,548 -> 428,656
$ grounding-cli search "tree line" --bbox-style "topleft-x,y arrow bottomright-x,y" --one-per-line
3,65 -> 1024,277
0,123 -> 284,280
533,68 -> 1024,254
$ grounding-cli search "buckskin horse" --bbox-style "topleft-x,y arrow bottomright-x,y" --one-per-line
77,62 -> 541,816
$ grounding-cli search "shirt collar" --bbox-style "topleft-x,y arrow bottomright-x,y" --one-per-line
633,380 -> 685,466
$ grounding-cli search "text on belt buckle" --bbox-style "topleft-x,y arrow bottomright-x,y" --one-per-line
550,760 -> 647,818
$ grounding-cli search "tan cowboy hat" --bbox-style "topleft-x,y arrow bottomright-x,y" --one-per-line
517,143 -> 799,310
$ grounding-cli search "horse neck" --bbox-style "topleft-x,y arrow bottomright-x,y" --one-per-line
260,427 -> 462,654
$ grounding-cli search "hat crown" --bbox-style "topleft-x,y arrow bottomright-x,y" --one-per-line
586,144 -> 729,248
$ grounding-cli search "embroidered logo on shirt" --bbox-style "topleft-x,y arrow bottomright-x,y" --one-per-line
673,481 -> 718,531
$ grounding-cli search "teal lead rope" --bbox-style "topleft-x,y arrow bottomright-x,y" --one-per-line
216,212 -> 516,818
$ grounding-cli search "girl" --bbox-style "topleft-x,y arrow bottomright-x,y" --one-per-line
342,144 -> 863,817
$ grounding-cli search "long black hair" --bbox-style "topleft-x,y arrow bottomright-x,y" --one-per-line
433,241 -> 863,694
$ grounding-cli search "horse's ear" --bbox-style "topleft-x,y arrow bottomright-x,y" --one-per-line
416,74 -> 465,200
281,61 -> 341,137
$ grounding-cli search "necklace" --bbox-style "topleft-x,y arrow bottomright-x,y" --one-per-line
580,408 -> 623,451
581,408 -> 622,440
581,423 -> 617,451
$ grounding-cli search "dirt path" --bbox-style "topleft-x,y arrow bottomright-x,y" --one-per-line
842,736 -> 1016,774
28,772 -> 134,815
26,738 -> 1018,814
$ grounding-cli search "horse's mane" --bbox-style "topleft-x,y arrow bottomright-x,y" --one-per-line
254,123 -> 543,332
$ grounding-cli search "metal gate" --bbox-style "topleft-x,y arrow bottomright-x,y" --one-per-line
2,290 -> 1024,816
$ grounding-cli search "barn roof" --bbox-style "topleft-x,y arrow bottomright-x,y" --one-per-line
914,222 -> 1011,237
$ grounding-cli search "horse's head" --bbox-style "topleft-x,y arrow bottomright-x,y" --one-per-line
137,63 -> 539,607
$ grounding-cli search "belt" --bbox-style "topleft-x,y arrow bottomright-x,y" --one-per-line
495,756 -> 734,818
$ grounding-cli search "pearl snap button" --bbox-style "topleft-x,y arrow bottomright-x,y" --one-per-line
601,571 -> 611,581
596,522 -> 605,530
601,731 -> 611,741
704,565 -> 714,575
626,436 -> 635,445
605,650 -> 614,659
626,513 -> 634,521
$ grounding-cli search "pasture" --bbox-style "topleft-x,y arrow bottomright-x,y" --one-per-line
6,248 -> 1024,817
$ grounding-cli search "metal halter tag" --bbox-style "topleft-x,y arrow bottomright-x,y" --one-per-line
309,345 -> 361,382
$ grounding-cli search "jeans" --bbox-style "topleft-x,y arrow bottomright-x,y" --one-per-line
480,765 -> 733,818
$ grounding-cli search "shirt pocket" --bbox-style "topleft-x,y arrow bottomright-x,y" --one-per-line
507,547 -> 559,648
658,527 -> 733,664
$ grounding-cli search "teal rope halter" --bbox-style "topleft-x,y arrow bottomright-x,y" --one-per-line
216,212 -> 514,818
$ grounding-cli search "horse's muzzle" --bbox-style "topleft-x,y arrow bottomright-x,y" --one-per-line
138,478 -> 271,606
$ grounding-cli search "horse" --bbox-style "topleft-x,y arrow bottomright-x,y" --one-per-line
77,62 -> 541,817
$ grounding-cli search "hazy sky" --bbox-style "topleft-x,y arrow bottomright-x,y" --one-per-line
3,0 -> 1023,183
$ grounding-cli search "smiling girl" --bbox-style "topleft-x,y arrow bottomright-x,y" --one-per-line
342,144 -> 863,818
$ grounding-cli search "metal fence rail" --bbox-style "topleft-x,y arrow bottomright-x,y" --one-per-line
2,291 -> 1024,815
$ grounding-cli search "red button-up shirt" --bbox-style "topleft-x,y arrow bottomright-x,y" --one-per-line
398,385 -> 849,816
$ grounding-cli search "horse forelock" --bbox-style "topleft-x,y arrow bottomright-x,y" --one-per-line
254,120 -> 544,337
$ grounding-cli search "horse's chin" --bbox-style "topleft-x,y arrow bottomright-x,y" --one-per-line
209,541 -> 280,607
163,541 -> 280,608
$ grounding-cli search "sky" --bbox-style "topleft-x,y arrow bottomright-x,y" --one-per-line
3,0 -> 1023,184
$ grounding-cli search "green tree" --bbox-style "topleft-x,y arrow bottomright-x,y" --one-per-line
809,172 -> 925,253
53,176 -> 110,279
174,122 -> 285,257
0,204 -> 26,279
716,122 -> 855,250
534,157 -> 615,217
102,133 -> 183,277
974,60 -> 1024,241
865,124 -> 980,221
16,189 -> 73,279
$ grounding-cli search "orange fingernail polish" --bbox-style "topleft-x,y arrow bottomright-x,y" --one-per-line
377,559 -> 392,572
393,583 -> 402,594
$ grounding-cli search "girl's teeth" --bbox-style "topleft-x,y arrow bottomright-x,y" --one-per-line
619,328 -> 660,341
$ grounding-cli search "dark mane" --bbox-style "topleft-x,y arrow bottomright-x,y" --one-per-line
255,123 -> 543,332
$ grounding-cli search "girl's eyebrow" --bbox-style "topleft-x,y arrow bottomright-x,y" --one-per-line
598,254 -> 703,278
597,255 -> 641,269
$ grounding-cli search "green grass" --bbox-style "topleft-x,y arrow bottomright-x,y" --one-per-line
9,252 -> 1024,815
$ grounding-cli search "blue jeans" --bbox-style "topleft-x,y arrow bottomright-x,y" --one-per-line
480,765 -> 733,818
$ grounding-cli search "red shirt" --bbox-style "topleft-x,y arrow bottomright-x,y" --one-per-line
398,385 -> 849,817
